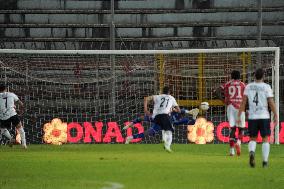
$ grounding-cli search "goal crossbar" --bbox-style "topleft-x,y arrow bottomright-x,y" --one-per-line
0,47 -> 280,55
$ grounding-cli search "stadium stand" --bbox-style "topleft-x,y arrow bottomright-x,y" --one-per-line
0,0 -> 283,50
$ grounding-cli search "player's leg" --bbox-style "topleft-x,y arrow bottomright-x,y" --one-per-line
125,123 -> 161,144
235,127 -> 243,156
164,130 -> 173,153
234,110 -> 245,156
154,114 -> 173,152
123,115 -> 145,130
227,105 -> 236,156
229,127 -> 236,156
260,119 -> 271,168
162,116 -> 174,152
0,127 -> 12,140
124,115 -> 153,144
235,115 -> 245,156
13,115 -> 27,149
173,117 -> 195,126
0,120 -> 15,147
237,112 -> 245,144
248,119 -> 258,168
133,124 -> 159,139
0,128 -> 14,147
161,130 -> 166,143
187,108 -> 199,120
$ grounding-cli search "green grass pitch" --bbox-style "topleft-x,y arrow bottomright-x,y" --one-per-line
0,144 -> 284,189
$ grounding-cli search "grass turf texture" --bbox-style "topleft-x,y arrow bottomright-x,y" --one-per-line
0,144 -> 284,189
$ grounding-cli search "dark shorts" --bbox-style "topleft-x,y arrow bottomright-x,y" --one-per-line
154,114 -> 173,131
248,119 -> 271,138
0,115 -> 21,128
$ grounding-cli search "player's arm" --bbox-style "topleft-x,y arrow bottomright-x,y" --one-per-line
172,97 -> 181,114
173,106 -> 181,113
213,84 -> 225,101
144,96 -> 153,116
13,93 -> 25,115
15,99 -> 25,115
172,107 -> 182,113
268,97 -> 278,125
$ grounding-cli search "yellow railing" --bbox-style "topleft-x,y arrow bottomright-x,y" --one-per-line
157,52 -> 251,108
156,54 -> 165,93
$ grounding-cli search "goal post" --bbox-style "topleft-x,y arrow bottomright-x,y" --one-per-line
0,47 -> 280,145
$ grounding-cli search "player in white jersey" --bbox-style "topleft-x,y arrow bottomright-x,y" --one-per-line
237,68 -> 278,168
0,83 -> 27,149
144,86 -> 181,152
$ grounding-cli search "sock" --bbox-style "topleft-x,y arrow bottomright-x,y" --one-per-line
248,141 -> 256,153
3,129 -> 12,140
162,130 -> 166,142
238,129 -> 243,145
168,131 -> 172,146
229,139 -> 235,154
164,131 -> 173,149
237,139 -> 241,146
229,140 -> 235,148
262,142 -> 270,162
132,133 -> 145,139
18,127 -> 26,146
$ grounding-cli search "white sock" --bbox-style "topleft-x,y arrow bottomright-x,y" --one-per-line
230,148 -> 235,155
168,131 -> 172,147
248,141 -> 256,153
164,131 -> 172,149
3,129 -> 12,140
162,130 -> 166,142
18,127 -> 26,146
262,142 -> 270,162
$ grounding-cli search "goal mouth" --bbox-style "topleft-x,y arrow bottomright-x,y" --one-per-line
0,47 -> 280,144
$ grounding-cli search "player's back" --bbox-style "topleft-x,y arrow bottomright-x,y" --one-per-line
244,82 -> 273,119
152,94 -> 178,117
0,92 -> 19,120
222,80 -> 246,108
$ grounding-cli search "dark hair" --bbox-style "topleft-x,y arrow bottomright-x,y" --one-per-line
255,68 -> 264,80
162,86 -> 170,94
0,83 -> 6,92
231,70 -> 240,80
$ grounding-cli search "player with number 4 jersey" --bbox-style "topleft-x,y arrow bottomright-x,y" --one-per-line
220,70 -> 246,156
238,68 -> 278,168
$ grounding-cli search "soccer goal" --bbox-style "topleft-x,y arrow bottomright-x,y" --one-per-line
0,47 -> 280,145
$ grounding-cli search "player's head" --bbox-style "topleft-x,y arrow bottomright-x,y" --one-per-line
255,68 -> 264,80
231,70 -> 240,80
0,83 -> 7,92
162,86 -> 170,94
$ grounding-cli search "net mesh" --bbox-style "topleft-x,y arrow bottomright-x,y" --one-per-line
0,49 -> 277,144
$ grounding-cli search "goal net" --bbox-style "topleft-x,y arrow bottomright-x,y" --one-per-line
0,48 -> 280,145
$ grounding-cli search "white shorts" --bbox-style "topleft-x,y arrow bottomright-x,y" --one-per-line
227,104 -> 245,128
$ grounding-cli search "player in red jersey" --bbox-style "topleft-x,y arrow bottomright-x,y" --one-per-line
216,70 -> 246,156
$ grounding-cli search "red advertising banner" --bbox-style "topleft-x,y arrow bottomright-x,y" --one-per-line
42,118 -> 284,145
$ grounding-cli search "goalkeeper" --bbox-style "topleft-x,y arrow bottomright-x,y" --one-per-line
123,108 -> 199,144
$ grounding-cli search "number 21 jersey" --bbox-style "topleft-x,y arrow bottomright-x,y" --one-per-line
0,92 -> 19,120
152,94 -> 178,118
244,82 -> 273,119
